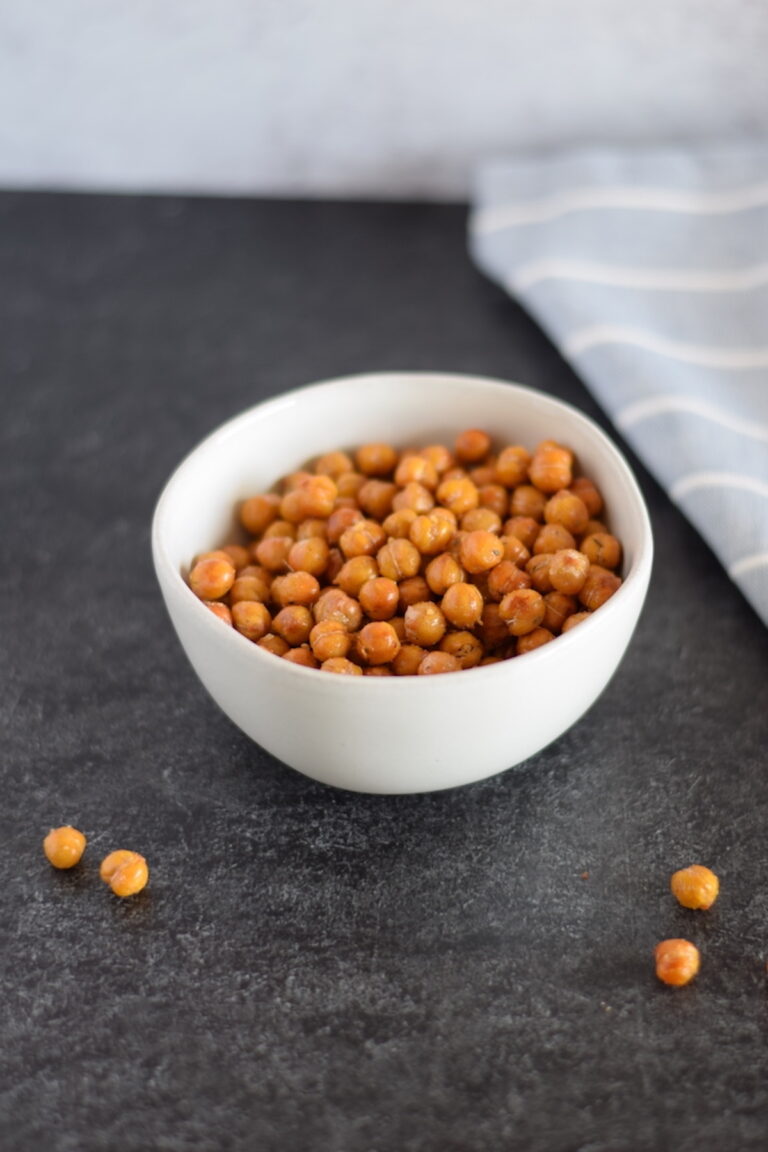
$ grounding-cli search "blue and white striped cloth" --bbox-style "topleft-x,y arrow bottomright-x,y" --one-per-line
469,146 -> 768,627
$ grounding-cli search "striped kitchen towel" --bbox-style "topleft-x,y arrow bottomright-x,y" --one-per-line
469,145 -> 768,627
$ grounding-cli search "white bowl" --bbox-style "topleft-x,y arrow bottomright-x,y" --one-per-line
152,372 -> 653,794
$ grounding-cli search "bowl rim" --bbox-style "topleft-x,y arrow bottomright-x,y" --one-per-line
152,370 -> 654,687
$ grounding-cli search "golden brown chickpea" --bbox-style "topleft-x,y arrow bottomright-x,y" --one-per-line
441,582 -> 484,628
418,651 -> 462,675
296,475 -> 338,519
580,532 -> 622,570
533,524 -> 577,555
282,469 -> 313,492
561,611 -> 591,633
468,462 -> 497,487
339,519 -> 387,558
326,505 -> 363,544
655,939 -> 700,987
502,516 -> 540,550
392,644 -> 426,676
526,553 -> 554,593
397,575 -> 432,611
404,601 -> 447,646
321,657 -> 363,675
358,577 -> 399,620
499,588 -> 546,636
288,536 -> 329,577
425,552 -> 465,596
420,444 -> 454,474
334,555 -> 378,597
254,537 -> 293,573
283,645 -> 319,668
544,490 -> 589,536
581,518 -> 609,539
474,604 -> 504,651
499,534 -> 531,567
279,488 -> 305,524
510,485 -> 547,522
436,476 -> 479,518
529,441 -> 573,493
382,508 -> 418,539
314,450 -> 354,477
205,601 -> 233,625
44,825 -> 86,869
309,620 -> 350,662
542,591 -> 577,633
477,484 -> 508,518
388,615 -> 407,642
459,530 -> 504,574
271,571 -> 320,607
220,544 -> 251,571
455,428 -> 492,463
313,588 -> 363,631
495,445 -> 532,488
296,518 -> 329,541
579,565 -> 622,611
570,476 -> 604,517
357,621 -> 401,665
670,865 -> 720,910
258,633 -> 290,657
325,547 -> 345,584
516,627 -> 555,655
262,519 -> 297,540
240,493 -> 280,536
460,507 -> 502,534
442,466 -> 468,482
358,479 -> 397,519
431,506 -> 458,528
100,850 -> 149,898
439,630 -> 484,669
365,665 -> 393,676
549,549 -> 590,595
392,482 -> 435,514
335,471 -> 367,501
273,605 -> 314,646
377,538 -> 421,581
189,556 -> 236,601
487,560 -> 532,601
195,549 -> 233,567
409,512 -> 456,555
395,454 -> 439,489
230,573 -> 271,604
232,600 -> 272,641
355,442 -> 399,476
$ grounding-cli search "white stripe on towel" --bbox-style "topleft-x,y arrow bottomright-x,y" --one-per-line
511,259 -> 768,293
472,181 -> 768,233
729,552 -> 768,579
616,396 -> 768,443
671,472 -> 768,501
564,325 -> 768,369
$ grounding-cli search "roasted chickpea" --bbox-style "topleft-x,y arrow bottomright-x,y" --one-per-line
582,518 -> 609,539
358,479 -> 398,520
409,512 -> 455,555
549,549 -> 590,595
397,576 -> 432,611
468,461 -> 497,487
240,493 -> 280,536
339,519 -> 387,558
502,516 -> 540,550
420,444 -> 454,474
460,507 -> 502,535
296,517 -> 329,541
495,445 -> 531,488
418,651 -> 462,674
100,850 -> 149,898
232,600 -> 272,641
334,555 -> 379,597
288,537 -> 329,576
258,633 -> 290,657
357,621 -> 401,665
404,601 -> 447,646
321,657 -> 363,675
395,454 -> 439,489
254,536 -> 293,573
262,519 -> 297,540
478,603 -> 509,650
425,552 -> 465,596
273,605 -> 314,645
359,577 -> 400,620
392,482 -> 435,514
499,588 -> 545,636
487,560 -> 531,601
516,627 -> 555,655
389,644 -> 424,675
382,508 -> 418,539
271,571 -> 320,607
544,490 -> 589,536
43,825 -> 86,869
282,469 -> 313,492
388,615 -> 407,642
455,428 -> 491,463
580,532 -> 622,570
189,556 -> 236,601
283,645 -> 319,668
377,538 -> 421,581
314,450 -> 354,477
230,573 -> 271,604
655,939 -> 700,987
510,485 -> 547,521
205,601 -> 233,625
365,666 -> 393,676
313,588 -> 363,631
670,865 -> 720,910
579,565 -> 622,611
570,476 -> 604,517
439,630 -> 484,669
526,554 -> 554,594
499,534 -> 531,567
355,442 -> 398,476
533,524 -> 577,555
309,620 -> 351,662
529,441 -> 573,493
220,544 -> 251,571
477,484 -> 508,518
441,582 -> 484,628
335,471 -> 366,501
279,488 -> 305,524
436,476 -> 479,517
459,530 -> 504,574
561,611 -> 591,633
542,591 -> 577,633
326,505 -> 364,544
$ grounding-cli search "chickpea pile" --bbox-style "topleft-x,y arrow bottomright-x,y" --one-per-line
187,429 -> 624,675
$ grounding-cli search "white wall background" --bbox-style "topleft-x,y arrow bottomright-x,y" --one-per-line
1,0 -> 766,200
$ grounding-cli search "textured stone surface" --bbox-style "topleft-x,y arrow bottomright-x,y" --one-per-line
1,192 -> 767,1152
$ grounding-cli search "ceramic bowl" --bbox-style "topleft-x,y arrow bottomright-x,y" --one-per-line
152,372 -> 653,793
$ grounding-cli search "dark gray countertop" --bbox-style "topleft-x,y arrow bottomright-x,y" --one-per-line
2,192 -> 767,1152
